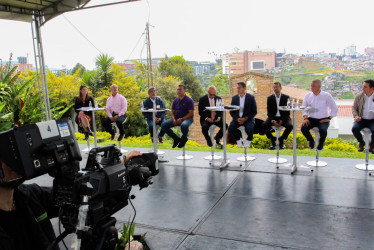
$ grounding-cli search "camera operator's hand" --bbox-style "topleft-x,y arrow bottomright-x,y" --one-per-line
122,151 -> 142,165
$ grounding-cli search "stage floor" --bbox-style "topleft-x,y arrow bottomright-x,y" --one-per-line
29,145 -> 374,249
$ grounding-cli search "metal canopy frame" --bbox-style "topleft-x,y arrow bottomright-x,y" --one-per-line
0,0 -> 140,120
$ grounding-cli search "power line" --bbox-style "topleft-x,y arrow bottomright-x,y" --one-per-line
125,29 -> 146,62
62,14 -> 102,54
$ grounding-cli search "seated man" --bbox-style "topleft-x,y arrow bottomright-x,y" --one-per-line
142,86 -> 166,143
102,84 -> 128,141
262,82 -> 293,149
198,85 -> 226,148
161,84 -> 194,148
301,79 -> 338,150
228,82 -> 257,147
352,79 -> 374,153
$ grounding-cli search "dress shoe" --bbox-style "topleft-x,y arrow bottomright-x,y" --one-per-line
110,133 -> 115,141
159,137 -> 163,144
207,138 -> 213,147
117,133 -> 125,141
309,139 -> 315,150
357,142 -> 365,152
87,127 -> 93,136
178,138 -> 188,148
172,138 -> 181,148
84,132 -> 89,141
370,143 -> 374,154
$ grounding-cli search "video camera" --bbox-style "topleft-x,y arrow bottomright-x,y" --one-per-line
0,118 -> 159,250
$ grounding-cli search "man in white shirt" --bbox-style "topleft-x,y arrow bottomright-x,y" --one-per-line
352,80 -> 374,153
301,79 -> 338,150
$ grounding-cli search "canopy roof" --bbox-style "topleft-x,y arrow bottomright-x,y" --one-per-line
0,0 -> 93,23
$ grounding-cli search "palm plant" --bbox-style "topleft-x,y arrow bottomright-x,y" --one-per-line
0,103 -> 12,132
96,53 -> 114,88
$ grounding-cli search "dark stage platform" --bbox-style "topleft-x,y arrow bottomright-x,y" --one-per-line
29,145 -> 374,249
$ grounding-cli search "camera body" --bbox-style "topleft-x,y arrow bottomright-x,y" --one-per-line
0,118 -> 159,249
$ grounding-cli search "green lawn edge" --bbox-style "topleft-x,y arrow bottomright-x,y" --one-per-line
78,139 -> 372,160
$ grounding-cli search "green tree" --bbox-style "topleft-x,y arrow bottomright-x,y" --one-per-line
340,91 -> 354,99
96,53 -> 114,88
155,75 -> 182,108
210,74 -> 230,96
81,70 -> 100,97
96,64 -> 148,136
46,70 -> 82,106
158,56 -> 203,101
71,63 -> 86,76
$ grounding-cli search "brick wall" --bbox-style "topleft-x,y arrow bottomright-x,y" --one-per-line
189,72 -> 305,144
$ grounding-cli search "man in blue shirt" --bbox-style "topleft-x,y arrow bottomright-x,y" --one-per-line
161,85 -> 194,148
142,87 -> 166,143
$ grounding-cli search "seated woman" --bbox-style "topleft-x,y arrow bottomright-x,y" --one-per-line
74,85 -> 94,140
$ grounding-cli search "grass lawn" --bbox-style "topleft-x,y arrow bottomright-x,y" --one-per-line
78,138 -> 373,160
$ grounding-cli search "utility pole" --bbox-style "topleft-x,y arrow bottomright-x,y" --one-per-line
146,22 -> 153,88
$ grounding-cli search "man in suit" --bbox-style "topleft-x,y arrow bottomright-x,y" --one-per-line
142,86 -> 166,143
352,79 -> 374,153
198,85 -> 227,148
228,82 -> 257,147
262,82 -> 293,149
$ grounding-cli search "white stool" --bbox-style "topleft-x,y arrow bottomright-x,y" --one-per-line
81,135 -> 93,153
307,127 -> 327,167
356,128 -> 374,171
237,126 -> 255,163
268,126 -> 287,164
175,126 -> 193,160
112,118 -> 128,154
205,125 -> 222,161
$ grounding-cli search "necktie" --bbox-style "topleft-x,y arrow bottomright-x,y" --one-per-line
210,98 -> 215,119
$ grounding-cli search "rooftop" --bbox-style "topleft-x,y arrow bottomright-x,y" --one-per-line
29,145 -> 374,249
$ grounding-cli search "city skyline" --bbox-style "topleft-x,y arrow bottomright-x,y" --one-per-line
1,0 -> 373,69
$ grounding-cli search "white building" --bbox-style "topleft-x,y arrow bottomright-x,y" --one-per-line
221,54 -> 230,75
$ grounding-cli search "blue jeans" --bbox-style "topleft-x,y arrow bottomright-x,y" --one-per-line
228,118 -> 255,141
146,118 -> 165,138
301,117 -> 330,148
352,119 -> 374,143
161,118 -> 193,141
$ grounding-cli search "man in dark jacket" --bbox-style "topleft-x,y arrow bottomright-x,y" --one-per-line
228,82 -> 257,148
262,82 -> 293,149
198,86 -> 227,147
142,87 -> 166,143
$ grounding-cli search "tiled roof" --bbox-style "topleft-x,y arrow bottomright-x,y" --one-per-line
281,86 -> 309,100
337,105 -> 353,117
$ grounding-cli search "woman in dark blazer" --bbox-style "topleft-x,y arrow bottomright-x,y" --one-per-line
74,85 -> 94,140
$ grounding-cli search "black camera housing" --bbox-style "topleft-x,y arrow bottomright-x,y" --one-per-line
0,118 -> 159,249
